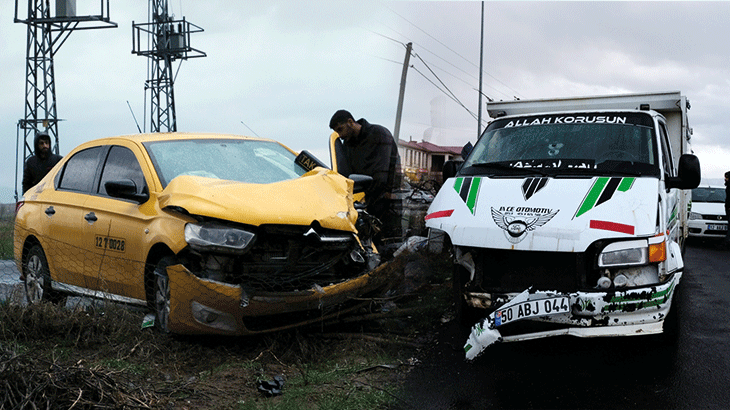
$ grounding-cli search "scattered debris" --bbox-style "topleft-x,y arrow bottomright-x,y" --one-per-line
141,312 -> 155,329
257,375 -> 285,397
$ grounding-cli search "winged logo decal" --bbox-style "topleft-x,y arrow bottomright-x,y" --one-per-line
491,207 -> 559,244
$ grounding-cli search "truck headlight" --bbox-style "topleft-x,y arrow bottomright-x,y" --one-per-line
688,212 -> 701,220
185,223 -> 256,254
598,239 -> 649,267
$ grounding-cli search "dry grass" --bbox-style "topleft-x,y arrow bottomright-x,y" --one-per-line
0,251 -> 453,409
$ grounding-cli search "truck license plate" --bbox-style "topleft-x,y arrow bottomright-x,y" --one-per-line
492,296 -> 570,327
708,224 -> 728,231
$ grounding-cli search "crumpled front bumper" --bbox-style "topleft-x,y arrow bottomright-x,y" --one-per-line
464,272 -> 681,360
164,262 -> 393,335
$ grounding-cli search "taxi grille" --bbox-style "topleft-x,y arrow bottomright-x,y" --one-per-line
468,248 -> 592,293
187,224 -> 364,292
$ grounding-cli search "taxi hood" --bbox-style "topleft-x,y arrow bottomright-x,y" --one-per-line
158,168 -> 358,232
426,176 -> 660,252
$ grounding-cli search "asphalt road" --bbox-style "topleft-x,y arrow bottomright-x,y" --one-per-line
393,239 -> 730,410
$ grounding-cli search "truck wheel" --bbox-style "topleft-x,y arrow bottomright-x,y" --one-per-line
23,244 -> 66,305
153,256 -> 176,333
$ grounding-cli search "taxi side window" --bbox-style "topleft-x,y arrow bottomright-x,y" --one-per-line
57,146 -> 104,193
98,146 -> 147,196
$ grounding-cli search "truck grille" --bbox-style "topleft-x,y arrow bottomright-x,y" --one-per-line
468,248 -> 591,293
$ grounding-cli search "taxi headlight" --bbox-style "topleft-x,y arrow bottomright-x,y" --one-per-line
185,223 -> 256,254
688,212 -> 701,220
598,239 -> 649,268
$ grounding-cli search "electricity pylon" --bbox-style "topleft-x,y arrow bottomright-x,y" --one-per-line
13,0 -> 116,200
132,0 -> 205,133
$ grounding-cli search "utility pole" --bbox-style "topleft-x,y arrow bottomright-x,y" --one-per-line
393,42 -> 412,141
13,0 -> 116,201
478,1 -> 484,137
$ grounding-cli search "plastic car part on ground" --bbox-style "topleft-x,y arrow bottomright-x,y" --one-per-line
257,375 -> 285,397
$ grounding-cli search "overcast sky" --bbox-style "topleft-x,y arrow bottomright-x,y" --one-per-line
2,1 -> 729,202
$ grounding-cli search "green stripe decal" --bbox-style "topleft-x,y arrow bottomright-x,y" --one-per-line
453,177 -> 464,193
617,177 -> 635,192
466,178 -> 481,213
576,177 -> 610,217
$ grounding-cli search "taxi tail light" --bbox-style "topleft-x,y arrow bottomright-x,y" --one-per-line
648,234 -> 666,263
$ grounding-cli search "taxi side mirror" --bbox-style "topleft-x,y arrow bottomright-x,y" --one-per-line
105,179 -> 150,204
349,174 -> 373,194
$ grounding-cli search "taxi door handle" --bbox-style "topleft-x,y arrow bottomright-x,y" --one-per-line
84,212 -> 98,223
45,206 -> 55,216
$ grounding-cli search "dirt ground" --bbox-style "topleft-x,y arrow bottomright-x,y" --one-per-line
0,252 -> 452,409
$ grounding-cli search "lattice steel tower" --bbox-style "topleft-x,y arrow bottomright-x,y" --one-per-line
132,0 -> 205,133
13,0 -> 116,200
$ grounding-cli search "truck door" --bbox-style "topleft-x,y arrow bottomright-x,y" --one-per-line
658,122 -> 680,244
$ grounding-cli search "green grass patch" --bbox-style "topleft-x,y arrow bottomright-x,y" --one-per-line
239,360 -> 398,410
0,218 -> 13,260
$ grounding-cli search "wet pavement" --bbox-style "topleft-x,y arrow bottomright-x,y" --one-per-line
393,240 -> 730,410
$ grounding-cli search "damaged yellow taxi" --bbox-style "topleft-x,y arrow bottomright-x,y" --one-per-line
15,133 -> 390,334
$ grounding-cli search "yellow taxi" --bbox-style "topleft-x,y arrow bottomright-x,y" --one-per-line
14,133 -> 390,335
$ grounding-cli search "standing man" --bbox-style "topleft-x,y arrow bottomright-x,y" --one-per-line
724,171 -> 730,247
22,130 -> 63,194
329,110 -> 403,239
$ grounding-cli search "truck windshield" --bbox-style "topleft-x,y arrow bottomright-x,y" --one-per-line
462,113 -> 659,177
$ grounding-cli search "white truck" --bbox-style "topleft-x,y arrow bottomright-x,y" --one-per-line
425,91 -> 701,359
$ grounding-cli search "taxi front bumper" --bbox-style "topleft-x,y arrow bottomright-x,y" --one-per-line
164,262 -> 393,335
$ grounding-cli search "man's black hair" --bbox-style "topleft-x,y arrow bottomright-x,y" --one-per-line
725,170 -> 730,179
329,110 -> 354,129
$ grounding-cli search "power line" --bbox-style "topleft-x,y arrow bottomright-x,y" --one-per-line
377,1 -> 523,99
367,25 -> 511,100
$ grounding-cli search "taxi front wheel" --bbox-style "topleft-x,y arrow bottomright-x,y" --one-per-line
23,244 -> 66,305
153,256 -> 176,333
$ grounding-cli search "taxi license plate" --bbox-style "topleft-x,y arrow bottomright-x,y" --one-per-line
708,224 -> 727,231
492,296 -> 570,327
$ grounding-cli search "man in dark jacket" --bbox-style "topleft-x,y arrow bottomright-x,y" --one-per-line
329,110 -> 403,238
724,171 -> 730,245
22,131 -> 63,194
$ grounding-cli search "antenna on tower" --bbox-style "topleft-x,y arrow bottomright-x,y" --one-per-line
13,0 -> 117,201
132,0 -> 206,133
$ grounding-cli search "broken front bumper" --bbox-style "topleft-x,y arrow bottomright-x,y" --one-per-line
464,272 -> 681,360
164,262 -> 393,335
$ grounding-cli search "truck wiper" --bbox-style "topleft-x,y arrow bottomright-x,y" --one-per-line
469,162 -> 551,177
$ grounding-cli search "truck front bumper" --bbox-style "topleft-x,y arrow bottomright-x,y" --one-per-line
463,272 -> 681,359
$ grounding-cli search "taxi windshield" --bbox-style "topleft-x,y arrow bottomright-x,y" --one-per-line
144,138 -> 307,188
462,113 -> 660,177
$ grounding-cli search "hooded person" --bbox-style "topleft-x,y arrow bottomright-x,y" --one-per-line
22,130 -> 63,194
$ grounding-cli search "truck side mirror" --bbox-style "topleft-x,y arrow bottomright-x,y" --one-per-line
442,160 -> 464,180
666,154 -> 701,190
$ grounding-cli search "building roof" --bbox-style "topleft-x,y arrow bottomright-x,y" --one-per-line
398,139 -> 463,155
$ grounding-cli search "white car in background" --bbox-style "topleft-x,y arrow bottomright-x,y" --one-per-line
688,186 -> 727,239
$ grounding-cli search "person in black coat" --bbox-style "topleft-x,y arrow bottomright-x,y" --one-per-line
22,131 -> 63,194
724,171 -> 730,245
329,110 -> 403,239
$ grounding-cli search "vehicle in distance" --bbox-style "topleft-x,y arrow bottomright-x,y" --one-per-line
14,133 -> 388,335
688,186 -> 727,238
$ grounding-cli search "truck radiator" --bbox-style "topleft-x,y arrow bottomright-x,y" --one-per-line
469,248 -> 592,293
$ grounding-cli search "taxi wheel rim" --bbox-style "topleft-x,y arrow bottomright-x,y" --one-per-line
155,275 -> 170,331
25,254 -> 44,304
